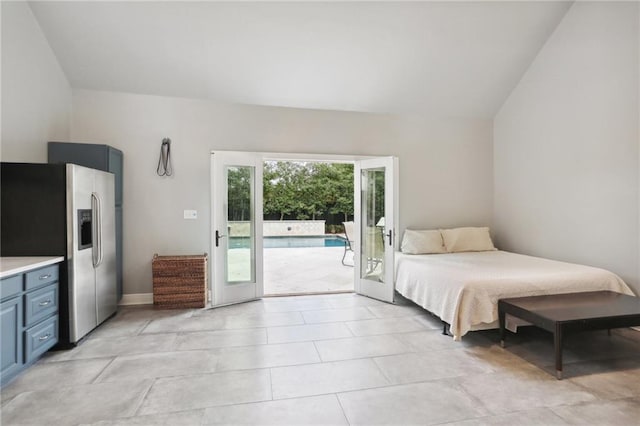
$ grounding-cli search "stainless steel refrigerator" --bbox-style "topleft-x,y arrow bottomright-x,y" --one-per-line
48,141 -> 124,302
1,163 -> 117,346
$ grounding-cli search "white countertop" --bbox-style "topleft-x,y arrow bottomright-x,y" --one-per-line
0,257 -> 64,279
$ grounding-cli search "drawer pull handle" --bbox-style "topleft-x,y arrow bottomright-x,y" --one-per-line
39,274 -> 52,280
38,300 -> 52,307
38,334 -> 51,341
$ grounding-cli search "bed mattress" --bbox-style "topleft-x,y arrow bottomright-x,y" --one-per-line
394,250 -> 634,340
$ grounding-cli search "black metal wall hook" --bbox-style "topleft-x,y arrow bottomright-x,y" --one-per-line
157,137 -> 173,176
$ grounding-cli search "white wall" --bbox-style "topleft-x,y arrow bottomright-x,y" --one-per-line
1,2 -> 71,161
395,115 -> 493,230
70,89 -> 493,295
494,2 -> 640,293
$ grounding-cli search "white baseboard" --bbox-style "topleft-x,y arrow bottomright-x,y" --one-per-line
119,293 -> 153,306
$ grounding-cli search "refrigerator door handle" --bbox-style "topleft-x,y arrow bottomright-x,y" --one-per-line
96,192 -> 104,267
91,193 -> 98,267
91,192 -> 104,267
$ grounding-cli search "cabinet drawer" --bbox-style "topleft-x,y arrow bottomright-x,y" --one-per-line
1,275 -> 22,301
25,265 -> 58,291
24,283 -> 58,327
24,316 -> 58,363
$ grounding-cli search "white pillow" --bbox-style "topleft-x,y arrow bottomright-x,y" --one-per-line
401,229 -> 446,254
441,227 -> 496,253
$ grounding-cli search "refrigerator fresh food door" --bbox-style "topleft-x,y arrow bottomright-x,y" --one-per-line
67,164 -> 98,342
94,169 -> 117,325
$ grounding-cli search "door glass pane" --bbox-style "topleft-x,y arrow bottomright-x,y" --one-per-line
360,167 -> 385,283
226,166 -> 254,283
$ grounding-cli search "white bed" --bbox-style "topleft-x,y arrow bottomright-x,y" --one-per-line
394,250 -> 634,340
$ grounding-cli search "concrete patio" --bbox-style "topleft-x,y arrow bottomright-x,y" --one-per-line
264,246 -> 354,295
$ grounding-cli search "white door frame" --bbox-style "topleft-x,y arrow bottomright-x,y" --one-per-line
210,151 -> 264,306
354,157 -> 399,303
209,150 -> 398,306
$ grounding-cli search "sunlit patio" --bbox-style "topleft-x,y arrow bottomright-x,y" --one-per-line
264,246 -> 354,295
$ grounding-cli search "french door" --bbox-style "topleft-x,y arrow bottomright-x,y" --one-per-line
210,151 -> 397,306
210,151 -> 263,306
354,157 -> 398,303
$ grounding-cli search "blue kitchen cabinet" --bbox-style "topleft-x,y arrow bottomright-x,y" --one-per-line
0,262 -> 60,386
1,296 -> 23,381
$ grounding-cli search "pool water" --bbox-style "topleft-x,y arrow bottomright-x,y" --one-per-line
229,235 -> 346,249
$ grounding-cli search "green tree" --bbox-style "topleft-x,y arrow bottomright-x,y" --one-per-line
301,163 -> 332,220
328,163 -> 354,222
263,161 -> 300,220
262,161 -> 354,223
227,166 -> 251,221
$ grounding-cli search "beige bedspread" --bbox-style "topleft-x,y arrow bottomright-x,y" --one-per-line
394,251 -> 634,340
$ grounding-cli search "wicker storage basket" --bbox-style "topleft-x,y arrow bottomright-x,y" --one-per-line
152,253 -> 208,309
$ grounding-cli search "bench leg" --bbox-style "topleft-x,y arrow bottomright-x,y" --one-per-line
554,324 -> 563,380
498,307 -> 506,348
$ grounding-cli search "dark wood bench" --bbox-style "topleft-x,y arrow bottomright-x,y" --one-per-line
498,291 -> 640,379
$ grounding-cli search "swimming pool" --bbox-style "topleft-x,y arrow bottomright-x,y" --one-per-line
229,235 -> 346,249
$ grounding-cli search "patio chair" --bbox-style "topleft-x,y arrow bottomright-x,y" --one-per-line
363,226 -> 385,278
341,221 -> 355,266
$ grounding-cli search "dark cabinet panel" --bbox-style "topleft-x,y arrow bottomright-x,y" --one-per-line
0,164 -> 67,257
116,206 -> 123,299
48,141 -> 108,170
48,142 -> 123,207
108,147 -> 124,206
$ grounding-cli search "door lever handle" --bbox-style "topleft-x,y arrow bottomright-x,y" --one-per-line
386,229 -> 393,246
215,230 -> 226,247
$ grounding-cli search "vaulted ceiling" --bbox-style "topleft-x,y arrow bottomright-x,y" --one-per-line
29,1 -> 572,118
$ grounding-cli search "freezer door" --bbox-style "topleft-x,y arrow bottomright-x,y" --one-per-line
94,169 -> 117,324
67,164 -> 97,343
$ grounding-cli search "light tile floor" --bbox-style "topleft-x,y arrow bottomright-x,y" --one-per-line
2,292 -> 640,425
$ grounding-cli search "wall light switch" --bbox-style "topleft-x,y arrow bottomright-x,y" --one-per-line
184,210 -> 197,219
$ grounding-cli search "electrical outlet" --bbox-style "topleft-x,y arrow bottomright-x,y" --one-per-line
184,210 -> 197,219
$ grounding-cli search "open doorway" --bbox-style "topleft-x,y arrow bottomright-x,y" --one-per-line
211,151 -> 397,307
261,160 -> 355,296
